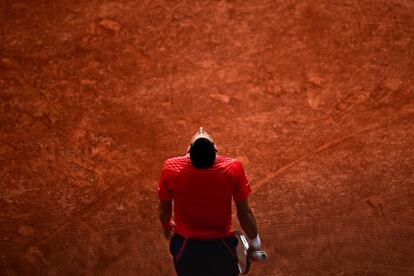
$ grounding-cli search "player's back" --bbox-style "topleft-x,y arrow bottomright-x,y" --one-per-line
163,155 -> 240,239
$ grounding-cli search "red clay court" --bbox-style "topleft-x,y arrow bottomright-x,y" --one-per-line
1,0 -> 413,275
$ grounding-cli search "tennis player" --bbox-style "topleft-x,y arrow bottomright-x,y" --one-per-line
158,127 -> 262,275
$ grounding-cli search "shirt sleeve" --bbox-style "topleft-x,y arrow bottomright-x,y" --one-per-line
157,164 -> 173,201
232,160 -> 252,203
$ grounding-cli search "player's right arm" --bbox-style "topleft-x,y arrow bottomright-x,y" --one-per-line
232,160 -> 262,250
236,199 -> 262,250
236,199 -> 259,245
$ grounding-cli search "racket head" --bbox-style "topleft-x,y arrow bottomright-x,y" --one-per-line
234,231 -> 251,274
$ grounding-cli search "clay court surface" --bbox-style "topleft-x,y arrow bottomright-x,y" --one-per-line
1,0 -> 414,275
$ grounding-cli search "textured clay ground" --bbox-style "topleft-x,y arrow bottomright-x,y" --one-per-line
1,0 -> 414,275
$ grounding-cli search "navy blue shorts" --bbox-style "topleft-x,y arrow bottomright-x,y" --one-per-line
169,234 -> 239,276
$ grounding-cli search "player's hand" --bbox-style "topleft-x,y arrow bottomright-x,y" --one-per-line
248,245 -> 261,252
248,249 -> 267,262
163,221 -> 175,240
248,234 -> 261,251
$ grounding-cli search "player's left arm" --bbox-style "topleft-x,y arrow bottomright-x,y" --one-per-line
158,162 -> 175,239
159,200 -> 174,239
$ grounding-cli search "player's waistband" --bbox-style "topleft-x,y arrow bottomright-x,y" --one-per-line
173,232 -> 236,242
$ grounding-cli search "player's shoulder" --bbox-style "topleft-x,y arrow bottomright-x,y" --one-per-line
163,155 -> 190,171
216,155 -> 242,168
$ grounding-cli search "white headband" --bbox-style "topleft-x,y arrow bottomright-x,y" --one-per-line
190,127 -> 214,144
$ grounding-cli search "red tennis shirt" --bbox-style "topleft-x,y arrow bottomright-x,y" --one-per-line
158,155 -> 251,239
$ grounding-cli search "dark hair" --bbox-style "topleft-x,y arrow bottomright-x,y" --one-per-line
189,138 -> 216,169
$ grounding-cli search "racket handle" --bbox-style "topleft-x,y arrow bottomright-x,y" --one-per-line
250,250 -> 267,261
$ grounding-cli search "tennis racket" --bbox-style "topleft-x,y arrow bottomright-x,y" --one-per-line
234,231 -> 267,274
